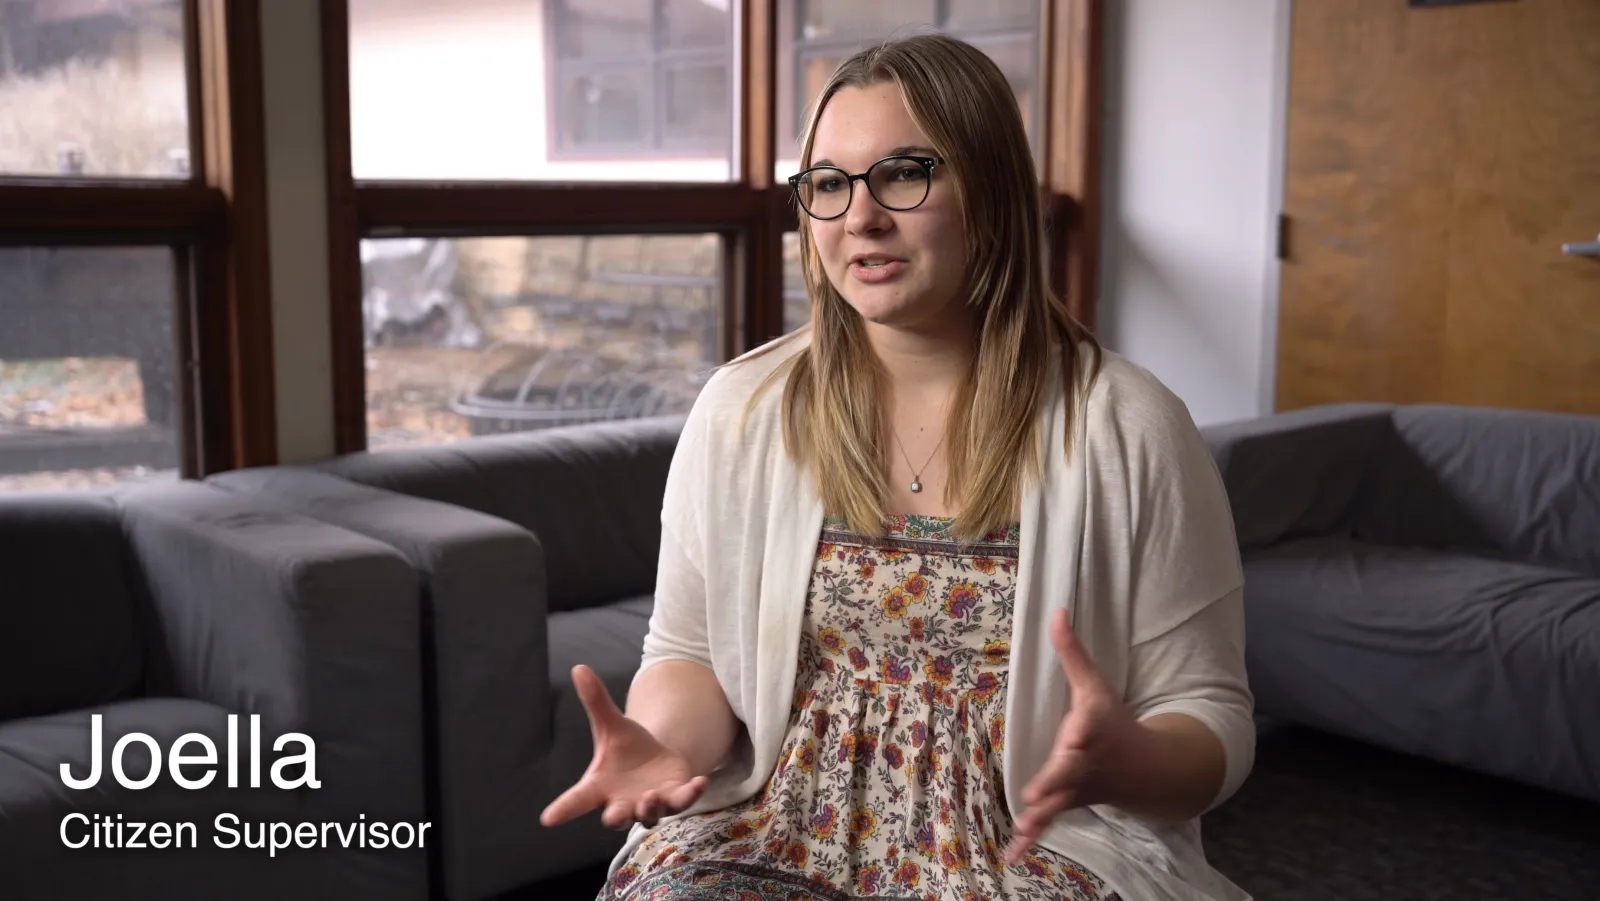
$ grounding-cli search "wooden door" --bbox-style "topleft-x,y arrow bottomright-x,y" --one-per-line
1275,0 -> 1600,415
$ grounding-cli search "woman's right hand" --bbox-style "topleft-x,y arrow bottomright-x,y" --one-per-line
539,664 -> 709,831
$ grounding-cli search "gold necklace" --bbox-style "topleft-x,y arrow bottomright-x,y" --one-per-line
892,429 -> 946,494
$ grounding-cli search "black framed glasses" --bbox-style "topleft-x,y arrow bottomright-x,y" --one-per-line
787,155 -> 943,221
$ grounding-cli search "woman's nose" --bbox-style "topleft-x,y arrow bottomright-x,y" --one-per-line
844,183 -> 893,235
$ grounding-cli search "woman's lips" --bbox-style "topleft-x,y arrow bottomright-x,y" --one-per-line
850,259 -> 905,283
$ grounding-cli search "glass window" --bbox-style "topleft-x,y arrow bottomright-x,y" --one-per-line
555,0 -> 654,59
549,0 -> 732,159
556,67 -> 652,148
662,62 -> 731,147
945,0 -> 1039,31
0,0 -> 191,179
0,247 -> 182,492
663,0 -> 729,50
798,1 -> 938,42
362,234 -> 722,450
348,0 -> 735,181
778,0 -> 1041,181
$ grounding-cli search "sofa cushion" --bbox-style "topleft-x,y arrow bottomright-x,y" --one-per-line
0,493 -> 145,723
1351,405 -> 1600,578
547,595 -> 654,703
311,417 -> 684,612
1242,537 -> 1600,801
528,596 -> 655,879
1203,403 -> 1396,551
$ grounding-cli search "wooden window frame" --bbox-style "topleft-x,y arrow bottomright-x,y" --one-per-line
324,0 -> 1099,456
0,0 -> 277,477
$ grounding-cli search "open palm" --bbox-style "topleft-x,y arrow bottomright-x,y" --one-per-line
539,665 -> 708,831
1006,609 -> 1144,864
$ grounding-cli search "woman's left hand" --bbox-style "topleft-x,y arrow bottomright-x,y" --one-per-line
1005,608 -> 1152,865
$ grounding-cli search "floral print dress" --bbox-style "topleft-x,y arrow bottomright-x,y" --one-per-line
603,514 -> 1119,901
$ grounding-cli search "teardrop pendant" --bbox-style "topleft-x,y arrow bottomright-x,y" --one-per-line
910,479 -> 922,493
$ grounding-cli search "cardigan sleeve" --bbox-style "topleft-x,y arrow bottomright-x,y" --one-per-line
636,523 -> 712,676
1114,382 -> 1245,645
1124,586 -> 1255,811
1092,359 -> 1254,809
634,389 -> 715,682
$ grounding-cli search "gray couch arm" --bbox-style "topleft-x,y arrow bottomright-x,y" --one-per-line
308,416 -> 684,615
111,482 -> 426,824
208,468 -> 550,901
1202,403 -> 1397,551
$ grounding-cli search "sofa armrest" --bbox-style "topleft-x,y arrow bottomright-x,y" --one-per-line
208,467 -> 550,901
109,481 -> 425,824
1201,403 -> 1397,551
308,416 -> 684,614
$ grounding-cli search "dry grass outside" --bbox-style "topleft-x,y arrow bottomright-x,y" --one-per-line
365,347 -> 478,449
0,358 -> 149,429
0,466 -> 176,493
0,56 -> 188,178
0,357 -> 177,492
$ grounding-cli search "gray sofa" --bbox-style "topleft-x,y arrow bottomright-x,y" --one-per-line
0,482 -> 431,900
209,416 -> 686,901
1204,402 -> 1600,803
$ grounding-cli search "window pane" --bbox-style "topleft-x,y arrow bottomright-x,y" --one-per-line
945,0 -> 1039,31
0,247 -> 181,492
555,0 -> 652,60
362,235 -> 721,450
558,68 -> 651,148
783,231 -> 809,333
662,63 -> 730,147
798,1 -> 938,42
0,0 -> 191,179
349,0 -> 735,180
778,1 -> 1041,182
664,0 -> 730,50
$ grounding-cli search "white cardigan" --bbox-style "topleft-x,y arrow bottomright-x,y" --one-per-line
616,337 -> 1255,901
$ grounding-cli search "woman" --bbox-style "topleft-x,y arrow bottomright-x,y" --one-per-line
541,34 -> 1254,901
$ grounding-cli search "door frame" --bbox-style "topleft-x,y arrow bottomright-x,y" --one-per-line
1259,0 -> 1294,417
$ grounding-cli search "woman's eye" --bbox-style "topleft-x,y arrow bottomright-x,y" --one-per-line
888,165 -> 926,182
816,177 -> 845,192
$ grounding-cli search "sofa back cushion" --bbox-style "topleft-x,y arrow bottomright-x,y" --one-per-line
1351,405 -> 1600,577
312,416 -> 684,612
1204,403 -> 1397,551
0,493 -> 146,721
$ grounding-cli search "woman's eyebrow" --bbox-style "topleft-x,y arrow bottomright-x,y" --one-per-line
810,145 -> 938,169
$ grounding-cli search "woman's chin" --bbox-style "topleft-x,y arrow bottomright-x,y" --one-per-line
841,290 -> 915,325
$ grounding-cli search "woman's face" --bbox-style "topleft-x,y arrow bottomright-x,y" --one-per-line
805,83 -> 969,333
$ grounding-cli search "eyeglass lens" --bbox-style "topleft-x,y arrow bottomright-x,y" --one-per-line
794,157 -> 932,219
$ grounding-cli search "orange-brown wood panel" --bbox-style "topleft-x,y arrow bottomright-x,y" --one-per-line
196,0 -> 278,468
1044,0 -> 1101,332
1277,0 -> 1600,415
320,0 -> 365,456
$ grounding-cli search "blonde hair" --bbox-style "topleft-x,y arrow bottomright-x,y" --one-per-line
746,33 -> 1100,543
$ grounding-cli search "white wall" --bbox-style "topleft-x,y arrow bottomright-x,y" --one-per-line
261,0 -> 335,463
1096,0 -> 1291,426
